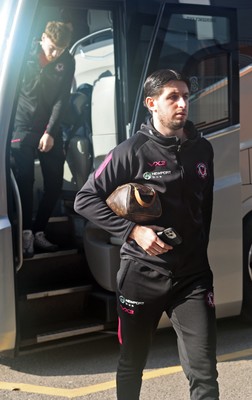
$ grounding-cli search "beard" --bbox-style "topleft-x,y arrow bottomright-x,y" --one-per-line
168,120 -> 186,130
159,117 -> 186,131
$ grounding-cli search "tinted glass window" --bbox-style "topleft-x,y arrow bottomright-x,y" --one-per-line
134,8 -> 233,134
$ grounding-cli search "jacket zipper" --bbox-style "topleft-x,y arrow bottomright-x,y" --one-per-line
176,144 -> 184,179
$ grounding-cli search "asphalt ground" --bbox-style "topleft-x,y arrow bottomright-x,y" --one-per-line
0,316 -> 251,399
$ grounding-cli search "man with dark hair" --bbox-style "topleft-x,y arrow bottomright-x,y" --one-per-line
74,68 -> 219,400
11,21 -> 75,258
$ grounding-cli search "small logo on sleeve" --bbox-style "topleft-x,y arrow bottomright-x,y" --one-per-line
206,291 -> 215,308
196,162 -> 208,179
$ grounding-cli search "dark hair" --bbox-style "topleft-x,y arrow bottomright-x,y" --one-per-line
143,69 -> 191,101
45,21 -> 72,48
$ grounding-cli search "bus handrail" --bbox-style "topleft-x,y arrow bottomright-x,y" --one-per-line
70,28 -> 113,55
11,169 -> 23,271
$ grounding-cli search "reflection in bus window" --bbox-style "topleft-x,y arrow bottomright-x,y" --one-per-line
143,12 -> 231,134
189,54 -> 228,130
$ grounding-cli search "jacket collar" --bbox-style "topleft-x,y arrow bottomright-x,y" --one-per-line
139,118 -> 199,146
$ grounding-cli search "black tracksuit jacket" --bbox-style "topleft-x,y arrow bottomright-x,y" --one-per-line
14,42 -> 75,137
74,119 -> 214,277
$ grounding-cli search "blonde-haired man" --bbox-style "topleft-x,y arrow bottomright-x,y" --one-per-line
12,21 -> 75,258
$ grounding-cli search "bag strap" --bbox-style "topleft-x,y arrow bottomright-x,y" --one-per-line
134,186 -> 156,208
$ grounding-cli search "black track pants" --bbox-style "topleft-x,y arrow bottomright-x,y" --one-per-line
116,259 -> 219,400
11,130 -> 65,232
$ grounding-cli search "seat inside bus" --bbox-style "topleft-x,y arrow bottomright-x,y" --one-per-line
62,84 -> 93,193
62,69 -> 117,190
83,221 -> 121,292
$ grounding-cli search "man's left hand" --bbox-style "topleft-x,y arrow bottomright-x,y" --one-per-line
38,132 -> 54,152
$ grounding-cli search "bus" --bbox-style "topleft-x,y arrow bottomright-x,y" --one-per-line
0,0 -> 252,355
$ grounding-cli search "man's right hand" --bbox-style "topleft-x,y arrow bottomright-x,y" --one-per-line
38,131 -> 54,152
128,225 -> 173,256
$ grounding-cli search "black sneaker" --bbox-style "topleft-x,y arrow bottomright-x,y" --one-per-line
34,231 -> 58,252
23,230 -> 34,258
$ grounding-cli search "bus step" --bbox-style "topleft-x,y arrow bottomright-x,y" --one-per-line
25,285 -> 92,300
17,320 -> 117,354
36,323 -> 106,343
24,248 -> 78,261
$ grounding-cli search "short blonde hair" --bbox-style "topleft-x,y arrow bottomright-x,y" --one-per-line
44,21 -> 72,48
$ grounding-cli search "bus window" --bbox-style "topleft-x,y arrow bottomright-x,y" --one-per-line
131,6 -> 238,136
126,15 -> 157,118
188,53 -> 229,130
